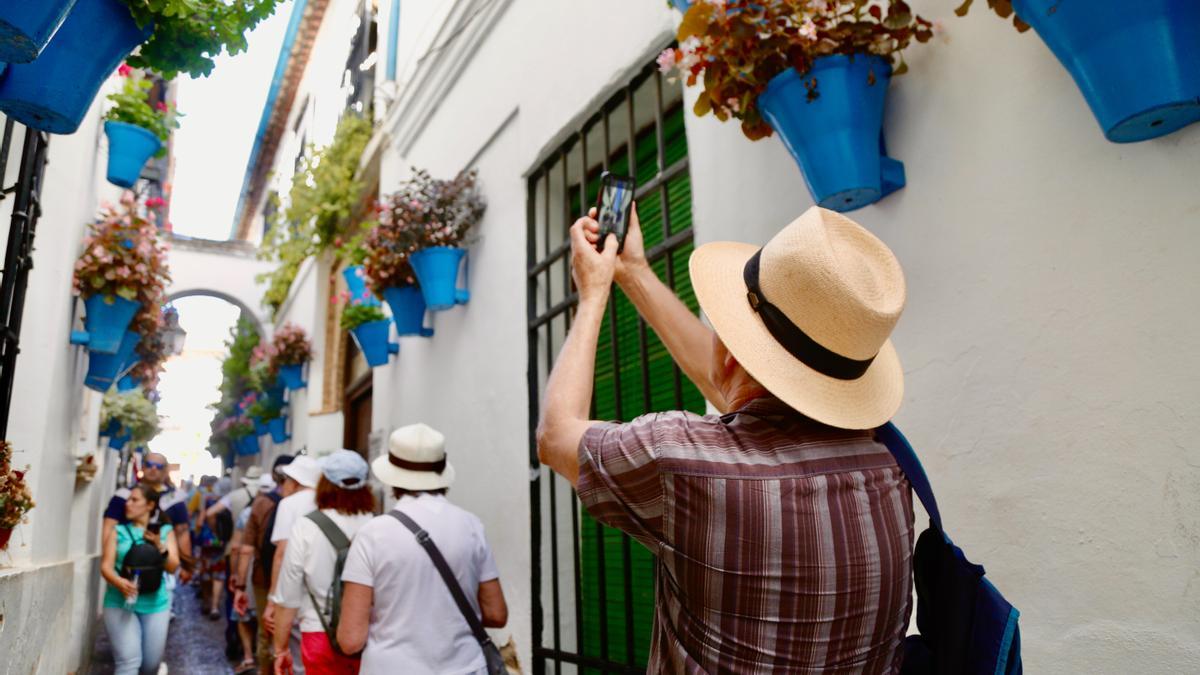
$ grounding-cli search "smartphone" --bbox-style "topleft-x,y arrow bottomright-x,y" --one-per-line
595,172 -> 635,253
146,521 -> 162,535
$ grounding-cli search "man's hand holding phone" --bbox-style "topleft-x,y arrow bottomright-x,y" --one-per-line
584,202 -> 648,286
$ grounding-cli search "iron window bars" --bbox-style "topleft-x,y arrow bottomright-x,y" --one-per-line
526,60 -> 704,674
0,119 -> 50,438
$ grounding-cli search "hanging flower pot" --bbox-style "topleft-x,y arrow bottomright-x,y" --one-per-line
342,265 -> 381,307
253,417 -> 268,437
277,364 -> 306,391
0,0 -> 78,63
382,285 -> 434,337
349,319 -> 398,368
410,247 -> 469,311
1010,0 -> 1200,142
71,295 -> 140,354
85,330 -> 140,392
116,374 -> 141,392
268,417 -> 289,444
105,121 -> 161,188
101,418 -> 121,438
670,0 -> 691,12
757,55 -> 905,213
109,429 -> 131,451
0,527 -> 12,551
0,0 -> 151,134
236,434 -> 259,456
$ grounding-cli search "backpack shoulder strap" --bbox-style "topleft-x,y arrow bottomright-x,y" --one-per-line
305,510 -> 351,552
388,510 -> 493,649
876,422 -> 944,533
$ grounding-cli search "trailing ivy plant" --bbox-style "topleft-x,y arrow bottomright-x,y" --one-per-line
258,114 -> 374,316
101,389 -> 162,445
123,0 -> 286,79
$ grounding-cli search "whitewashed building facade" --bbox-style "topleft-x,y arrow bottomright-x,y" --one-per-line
235,1 -> 1200,673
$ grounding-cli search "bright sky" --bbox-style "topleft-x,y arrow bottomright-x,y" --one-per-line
169,0 -> 296,240
150,296 -> 244,482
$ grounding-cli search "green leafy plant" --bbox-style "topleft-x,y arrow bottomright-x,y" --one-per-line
953,0 -> 1030,32
101,389 -> 162,445
0,441 -> 34,531
104,66 -> 181,154
340,303 -> 387,331
364,168 -> 486,293
247,395 -> 283,422
122,0 -> 286,79
659,0 -> 934,139
259,114 -> 374,316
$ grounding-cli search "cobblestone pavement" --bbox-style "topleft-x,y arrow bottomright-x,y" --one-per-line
90,581 -> 238,675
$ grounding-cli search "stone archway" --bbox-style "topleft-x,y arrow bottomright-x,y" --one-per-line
164,234 -> 273,335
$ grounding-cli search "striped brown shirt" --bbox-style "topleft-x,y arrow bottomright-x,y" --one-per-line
577,397 -> 914,673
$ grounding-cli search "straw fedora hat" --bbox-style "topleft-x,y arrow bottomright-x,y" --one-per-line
372,423 -> 456,491
689,206 -> 905,430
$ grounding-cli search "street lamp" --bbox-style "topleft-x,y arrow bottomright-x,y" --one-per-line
162,306 -> 186,357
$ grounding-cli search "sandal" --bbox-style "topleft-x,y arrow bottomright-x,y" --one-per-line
234,659 -> 257,674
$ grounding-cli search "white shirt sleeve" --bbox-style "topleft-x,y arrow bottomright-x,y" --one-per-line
270,497 -> 297,543
218,494 -> 233,511
340,524 -> 376,588
273,518 -> 310,608
476,518 -> 500,583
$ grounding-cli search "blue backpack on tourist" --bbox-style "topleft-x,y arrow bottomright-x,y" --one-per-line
877,423 -> 1022,675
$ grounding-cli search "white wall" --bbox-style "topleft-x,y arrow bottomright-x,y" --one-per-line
279,0 -> 1200,671
0,73 -> 128,672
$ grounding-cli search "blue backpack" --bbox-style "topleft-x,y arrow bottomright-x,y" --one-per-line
877,423 -> 1022,675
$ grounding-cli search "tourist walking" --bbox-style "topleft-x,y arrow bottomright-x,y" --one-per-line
264,454 -> 321,674
100,484 -> 181,675
235,455 -> 294,675
336,423 -> 508,675
537,205 -> 914,672
230,471 -> 276,674
103,451 -> 193,581
271,450 -> 375,674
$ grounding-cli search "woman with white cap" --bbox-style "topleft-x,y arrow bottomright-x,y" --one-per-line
336,423 -> 508,675
262,454 -> 321,672
272,450 -> 375,675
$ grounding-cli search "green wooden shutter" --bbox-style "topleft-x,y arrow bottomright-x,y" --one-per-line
577,104 -> 702,670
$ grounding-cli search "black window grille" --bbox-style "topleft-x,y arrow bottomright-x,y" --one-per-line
0,119 -> 50,437
526,60 -> 702,674
345,0 -> 379,116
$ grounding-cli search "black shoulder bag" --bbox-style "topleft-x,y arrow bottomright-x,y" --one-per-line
389,510 -> 505,675
120,524 -> 166,594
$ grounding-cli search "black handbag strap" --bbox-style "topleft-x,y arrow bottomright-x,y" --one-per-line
388,510 -> 493,649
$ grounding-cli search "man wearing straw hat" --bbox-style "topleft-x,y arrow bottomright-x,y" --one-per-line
336,423 -> 509,674
537,205 -> 914,673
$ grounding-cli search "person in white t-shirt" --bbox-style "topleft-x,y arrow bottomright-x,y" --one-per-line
272,450 -> 375,675
262,455 -> 320,651
338,423 -> 508,675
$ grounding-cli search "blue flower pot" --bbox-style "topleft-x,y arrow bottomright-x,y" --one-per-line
73,295 -> 140,354
0,0 -> 150,134
102,419 -> 121,437
105,121 -> 161,188
670,0 -> 691,11
1012,0 -> 1200,143
268,417 -> 289,444
109,429 -> 131,451
116,374 -> 140,392
0,0 -> 78,63
253,417 -> 268,437
84,330 -> 140,392
410,247 -> 469,311
236,435 -> 260,456
350,319 -> 398,367
342,265 -> 380,306
382,285 -> 433,337
265,383 -> 287,404
758,55 -> 905,213
278,363 -> 305,391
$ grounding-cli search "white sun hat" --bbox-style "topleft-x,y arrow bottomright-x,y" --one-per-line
281,455 -> 321,489
371,423 -> 456,491
689,206 -> 906,430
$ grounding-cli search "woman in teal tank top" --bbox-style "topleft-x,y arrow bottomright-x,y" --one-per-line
100,484 -> 180,674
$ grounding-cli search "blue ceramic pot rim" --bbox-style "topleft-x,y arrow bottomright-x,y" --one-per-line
762,54 -> 893,99
104,119 -> 161,143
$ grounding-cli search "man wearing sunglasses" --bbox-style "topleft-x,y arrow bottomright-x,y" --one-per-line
103,452 -> 195,581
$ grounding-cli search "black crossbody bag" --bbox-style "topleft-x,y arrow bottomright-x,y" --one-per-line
389,510 -> 505,675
